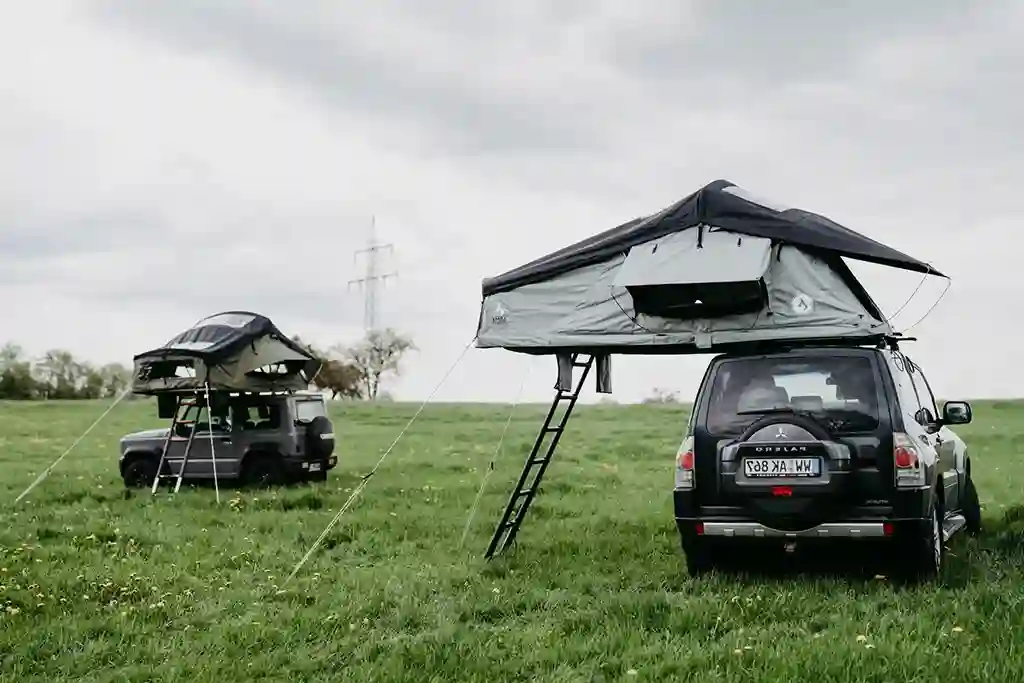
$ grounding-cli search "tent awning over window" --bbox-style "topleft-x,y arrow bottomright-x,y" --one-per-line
613,229 -> 773,319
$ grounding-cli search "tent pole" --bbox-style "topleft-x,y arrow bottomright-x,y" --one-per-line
204,382 -> 220,504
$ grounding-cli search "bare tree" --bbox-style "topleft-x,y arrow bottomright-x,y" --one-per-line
35,349 -> 84,399
99,363 -> 131,398
342,328 -> 415,400
313,359 -> 363,399
0,343 -> 40,399
291,335 -> 362,399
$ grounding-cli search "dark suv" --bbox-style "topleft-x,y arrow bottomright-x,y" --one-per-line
674,344 -> 979,580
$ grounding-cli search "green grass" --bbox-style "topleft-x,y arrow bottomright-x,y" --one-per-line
2,397 -> 1024,682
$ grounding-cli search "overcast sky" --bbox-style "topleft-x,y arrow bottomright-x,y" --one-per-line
2,1 -> 1021,404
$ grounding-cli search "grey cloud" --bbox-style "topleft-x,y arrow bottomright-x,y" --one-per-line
0,206 -> 168,265
89,0 -> 612,156
4,1 -> 1022,402
610,1 -> 987,88
86,0 -> 1024,223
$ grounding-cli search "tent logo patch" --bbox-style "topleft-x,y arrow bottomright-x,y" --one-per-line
790,293 -> 814,315
491,303 -> 508,325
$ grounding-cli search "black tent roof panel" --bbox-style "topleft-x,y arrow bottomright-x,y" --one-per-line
482,179 -> 943,296
133,311 -> 313,363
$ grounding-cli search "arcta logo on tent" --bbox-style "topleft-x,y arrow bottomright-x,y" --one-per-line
790,293 -> 815,315
491,303 -> 508,324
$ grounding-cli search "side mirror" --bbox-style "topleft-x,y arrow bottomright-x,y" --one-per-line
942,400 -> 972,425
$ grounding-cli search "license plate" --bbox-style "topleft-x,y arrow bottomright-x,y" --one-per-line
308,463 -> 321,472
743,457 -> 820,477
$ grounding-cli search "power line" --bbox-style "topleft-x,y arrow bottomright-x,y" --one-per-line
347,216 -> 397,332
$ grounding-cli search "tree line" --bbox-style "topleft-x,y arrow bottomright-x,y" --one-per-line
0,328 -> 415,401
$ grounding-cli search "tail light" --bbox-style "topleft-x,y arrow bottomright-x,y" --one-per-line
893,433 -> 925,488
675,435 -> 695,490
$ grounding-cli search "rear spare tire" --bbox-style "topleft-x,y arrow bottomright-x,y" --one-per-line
729,412 -> 845,530
736,412 -> 835,443
304,415 -> 335,459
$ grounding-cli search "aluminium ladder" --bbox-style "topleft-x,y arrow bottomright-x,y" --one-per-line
484,352 -> 594,558
151,396 -> 202,493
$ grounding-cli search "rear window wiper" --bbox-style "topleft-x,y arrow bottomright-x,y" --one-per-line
735,407 -> 814,417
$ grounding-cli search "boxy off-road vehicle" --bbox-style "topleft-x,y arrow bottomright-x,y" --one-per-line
674,344 -> 980,580
119,390 -> 337,489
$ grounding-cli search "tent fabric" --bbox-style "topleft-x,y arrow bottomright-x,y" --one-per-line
131,311 -> 321,394
612,228 -> 772,288
482,179 -> 943,297
475,236 -> 896,354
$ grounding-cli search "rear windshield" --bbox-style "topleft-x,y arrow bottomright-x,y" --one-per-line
294,398 -> 328,422
704,355 -> 880,436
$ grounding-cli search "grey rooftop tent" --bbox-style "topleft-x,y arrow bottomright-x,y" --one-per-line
131,311 -> 321,395
477,180 -> 949,559
476,179 -> 944,355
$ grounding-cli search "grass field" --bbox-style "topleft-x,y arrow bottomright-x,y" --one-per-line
2,397 -> 1024,682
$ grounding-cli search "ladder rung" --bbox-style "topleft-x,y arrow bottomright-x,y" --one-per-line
542,426 -> 562,434
528,458 -> 548,466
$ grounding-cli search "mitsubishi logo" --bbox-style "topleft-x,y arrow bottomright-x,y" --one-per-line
775,426 -> 788,439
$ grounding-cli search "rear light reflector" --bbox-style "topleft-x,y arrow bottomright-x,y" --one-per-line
894,447 -> 917,468
678,450 -> 694,470
771,487 -> 793,497
675,436 -> 695,490
883,522 -> 894,536
893,433 -> 926,488
695,522 -> 704,535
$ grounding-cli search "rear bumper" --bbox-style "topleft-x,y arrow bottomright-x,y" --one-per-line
699,521 -> 886,538
673,487 -> 934,541
282,455 -> 338,475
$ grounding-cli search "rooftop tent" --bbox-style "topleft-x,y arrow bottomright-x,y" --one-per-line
475,180 -> 944,354
477,180 -> 948,560
131,311 -> 321,395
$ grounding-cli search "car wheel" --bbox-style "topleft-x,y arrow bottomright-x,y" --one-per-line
681,533 -> 716,576
897,497 -> 944,582
962,474 -> 982,535
241,453 -> 282,488
122,455 -> 158,489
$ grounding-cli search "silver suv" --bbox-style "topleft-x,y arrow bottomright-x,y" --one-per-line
118,391 -> 337,488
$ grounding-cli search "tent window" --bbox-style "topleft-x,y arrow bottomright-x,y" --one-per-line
614,229 -> 772,320
139,359 -> 196,381
194,312 -> 256,329
247,360 -> 306,378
